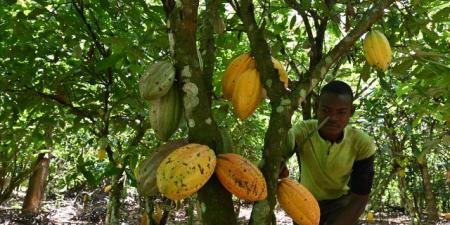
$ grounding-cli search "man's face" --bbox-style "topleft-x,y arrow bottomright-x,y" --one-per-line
317,93 -> 354,140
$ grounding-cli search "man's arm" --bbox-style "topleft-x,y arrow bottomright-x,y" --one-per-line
328,193 -> 369,225
330,156 -> 375,225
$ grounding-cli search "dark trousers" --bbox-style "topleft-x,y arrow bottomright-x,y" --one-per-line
318,194 -> 356,225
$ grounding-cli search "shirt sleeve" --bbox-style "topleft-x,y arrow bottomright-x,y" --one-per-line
290,120 -> 311,147
349,155 -> 375,195
355,131 -> 376,161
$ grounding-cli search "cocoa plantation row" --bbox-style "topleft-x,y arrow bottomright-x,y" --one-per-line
133,29 -> 391,225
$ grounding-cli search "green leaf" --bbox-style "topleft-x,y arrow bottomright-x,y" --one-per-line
96,53 -> 124,72
432,7 -> 450,22
77,156 -> 98,185
104,165 -> 123,177
392,59 -> 414,77
329,22 -> 342,37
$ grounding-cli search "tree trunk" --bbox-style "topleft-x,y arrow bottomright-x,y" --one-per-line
22,153 -> 51,214
105,172 -> 124,225
398,175 -> 419,224
418,158 -> 439,222
197,177 -> 237,225
411,134 -> 439,223
161,1 -> 237,225
301,94 -> 312,120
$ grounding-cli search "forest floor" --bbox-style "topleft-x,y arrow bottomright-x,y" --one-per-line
0,186 -> 449,225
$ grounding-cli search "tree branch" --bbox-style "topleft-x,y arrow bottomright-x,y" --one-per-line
72,0 -> 107,57
24,87 -> 97,125
275,34 -> 302,82
284,0 -> 315,58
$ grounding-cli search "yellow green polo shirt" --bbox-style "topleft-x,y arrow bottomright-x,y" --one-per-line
288,120 -> 376,201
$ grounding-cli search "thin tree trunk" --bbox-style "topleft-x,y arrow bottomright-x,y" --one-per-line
106,172 -> 124,225
301,94 -> 312,120
418,157 -> 439,222
398,175 -> 419,224
370,166 -> 398,212
22,153 -> 51,214
411,134 -> 439,223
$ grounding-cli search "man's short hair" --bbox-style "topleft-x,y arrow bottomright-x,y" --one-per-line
320,80 -> 354,101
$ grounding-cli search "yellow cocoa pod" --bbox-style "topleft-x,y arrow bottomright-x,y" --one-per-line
231,69 -> 262,120
154,203 -> 162,225
104,184 -> 112,193
367,211 -> 374,222
215,153 -> 267,201
277,178 -> 320,225
222,53 -> 256,100
363,30 -> 392,71
140,212 -> 148,225
97,148 -> 106,161
156,143 -> 216,200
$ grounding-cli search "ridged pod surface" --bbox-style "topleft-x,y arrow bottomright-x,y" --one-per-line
222,53 -> 256,100
156,143 -> 216,200
139,61 -> 176,100
215,153 -> 267,201
136,139 -> 189,197
277,178 -> 320,225
149,86 -> 183,141
363,30 -> 392,71
231,69 -> 262,120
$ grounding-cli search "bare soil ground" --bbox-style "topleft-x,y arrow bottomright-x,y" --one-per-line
1,188 -> 449,225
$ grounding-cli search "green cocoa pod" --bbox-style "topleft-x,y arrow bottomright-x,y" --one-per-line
136,139 -> 189,197
149,86 -> 183,141
139,61 -> 176,100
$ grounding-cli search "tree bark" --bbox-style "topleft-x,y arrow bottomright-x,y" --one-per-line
22,153 -> 51,214
410,122 -> 439,223
398,175 -> 419,223
417,157 -> 439,222
161,1 -> 237,224
105,172 -> 124,225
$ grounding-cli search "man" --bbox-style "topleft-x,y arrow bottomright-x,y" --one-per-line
284,80 -> 375,225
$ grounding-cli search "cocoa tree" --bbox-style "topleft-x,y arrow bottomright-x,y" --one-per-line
1,0 -> 449,224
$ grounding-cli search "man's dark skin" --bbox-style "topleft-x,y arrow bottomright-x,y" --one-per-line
317,92 -> 369,225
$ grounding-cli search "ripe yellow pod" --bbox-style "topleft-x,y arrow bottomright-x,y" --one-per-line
97,148 -> 106,160
215,153 -> 267,201
363,30 -> 392,71
104,184 -> 112,193
277,178 -> 320,225
231,69 -> 262,120
367,211 -> 374,222
156,143 -> 216,200
222,53 -> 256,100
